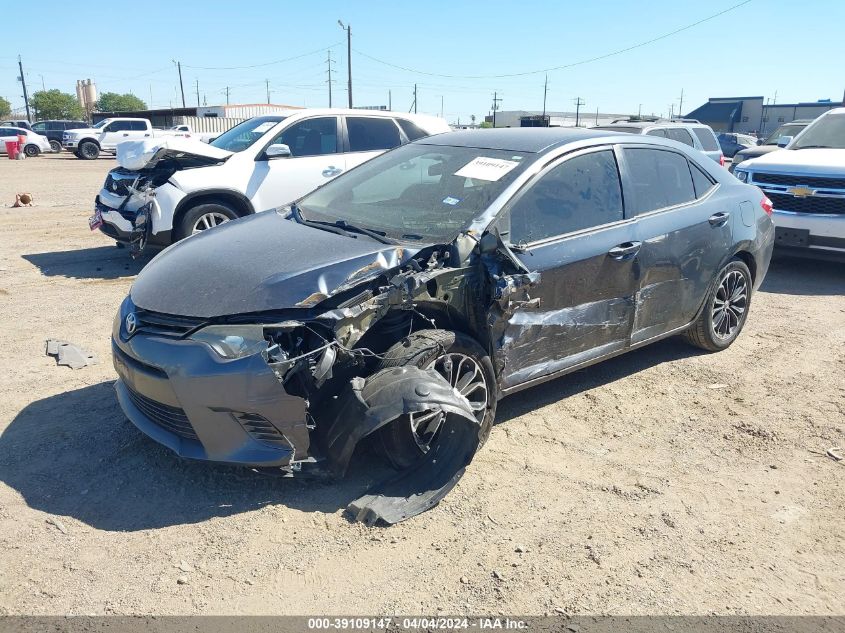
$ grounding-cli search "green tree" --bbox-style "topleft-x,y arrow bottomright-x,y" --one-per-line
30,90 -> 85,120
479,120 -> 493,128
0,95 -> 12,118
96,92 -> 147,112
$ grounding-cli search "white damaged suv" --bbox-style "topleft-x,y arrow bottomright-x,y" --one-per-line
90,109 -> 450,252
733,107 -> 845,260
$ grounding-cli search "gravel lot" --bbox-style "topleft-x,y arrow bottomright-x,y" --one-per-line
0,154 -> 843,616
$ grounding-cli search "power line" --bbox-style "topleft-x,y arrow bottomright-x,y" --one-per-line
183,42 -> 343,70
351,0 -> 752,79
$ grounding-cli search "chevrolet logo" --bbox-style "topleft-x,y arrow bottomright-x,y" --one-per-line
787,186 -> 816,198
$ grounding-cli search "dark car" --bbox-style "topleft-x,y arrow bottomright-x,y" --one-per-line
717,132 -> 757,158
112,128 -> 775,524
729,120 -> 813,173
30,119 -> 88,153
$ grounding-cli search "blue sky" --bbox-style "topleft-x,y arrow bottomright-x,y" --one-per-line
2,0 -> 843,123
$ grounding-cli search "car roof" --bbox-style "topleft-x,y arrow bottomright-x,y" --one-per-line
418,127 -> 615,153
2,126 -> 31,133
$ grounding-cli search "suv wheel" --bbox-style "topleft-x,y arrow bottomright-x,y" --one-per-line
176,202 -> 240,240
78,141 -> 99,160
375,329 -> 496,469
49,140 -> 62,153
683,258 -> 752,352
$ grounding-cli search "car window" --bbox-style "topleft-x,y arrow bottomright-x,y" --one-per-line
508,149 -> 623,244
646,129 -> 667,138
347,117 -> 402,152
691,127 -> 719,151
623,148 -> 696,215
107,121 -> 132,132
129,121 -> 148,131
666,128 -> 695,147
31,122 -> 47,132
274,117 -> 338,157
396,118 -> 429,141
0,128 -> 13,136
689,161 -> 716,198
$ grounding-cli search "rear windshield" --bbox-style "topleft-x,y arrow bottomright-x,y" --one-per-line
691,127 -> 719,151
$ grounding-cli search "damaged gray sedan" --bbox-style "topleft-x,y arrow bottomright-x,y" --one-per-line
112,128 -> 774,524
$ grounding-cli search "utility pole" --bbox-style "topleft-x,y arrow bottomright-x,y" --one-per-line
338,20 -> 352,108
595,107 -> 599,125
173,60 -> 186,108
388,89 -> 392,110
638,103 -> 642,118
266,79 -> 270,104
17,55 -> 31,121
195,79 -> 200,107
326,50 -> 334,107
573,97 -> 585,127
225,86 -> 230,105
491,92 -> 502,127
678,88 -> 684,118
412,84 -> 417,114
542,74 -> 548,123
440,95 -> 444,119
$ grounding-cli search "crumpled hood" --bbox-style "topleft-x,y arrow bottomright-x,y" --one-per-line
117,137 -> 232,171
131,211 -> 418,318
741,148 -> 845,176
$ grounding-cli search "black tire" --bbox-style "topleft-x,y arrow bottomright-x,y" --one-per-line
175,201 -> 240,240
375,329 -> 496,469
49,140 -> 62,153
78,141 -> 99,160
72,151 -> 82,158
23,144 -> 40,157
683,258 -> 753,352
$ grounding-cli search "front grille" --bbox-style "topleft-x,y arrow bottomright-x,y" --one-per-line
125,385 -> 198,440
104,170 -> 139,197
767,192 -> 845,215
754,172 -> 845,190
135,311 -> 207,337
234,412 -> 291,449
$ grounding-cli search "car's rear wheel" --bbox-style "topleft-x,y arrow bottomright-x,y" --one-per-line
683,258 -> 752,352
49,140 -> 62,153
78,141 -> 99,160
24,144 -> 40,157
375,329 -> 496,469
176,202 -> 239,240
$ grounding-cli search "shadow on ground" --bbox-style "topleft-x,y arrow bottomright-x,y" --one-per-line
22,246 -> 152,280
0,382 -> 391,532
760,255 -> 845,296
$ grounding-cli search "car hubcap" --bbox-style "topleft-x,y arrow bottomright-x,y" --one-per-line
712,269 -> 747,339
408,353 -> 488,453
191,212 -> 230,234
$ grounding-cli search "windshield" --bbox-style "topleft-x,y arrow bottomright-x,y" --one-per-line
92,119 -> 109,129
297,143 -> 536,243
764,123 -> 806,145
210,117 -> 285,152
790,113 -> 845,150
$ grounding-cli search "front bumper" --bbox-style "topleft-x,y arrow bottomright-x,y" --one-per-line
772,209 -> 845,256
93,194 -> 172,249
62,139 -> 79,148
112,332 -> 312,468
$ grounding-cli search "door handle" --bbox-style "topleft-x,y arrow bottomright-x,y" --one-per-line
122,133 -> 129,136
709,212 -> 730,226
608,241 -> 641,259
322,166 -> 343,177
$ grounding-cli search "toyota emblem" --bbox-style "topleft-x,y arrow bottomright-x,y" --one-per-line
125,312 -> 138,335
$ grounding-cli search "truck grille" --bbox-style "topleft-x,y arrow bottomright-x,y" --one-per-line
125,385 -> 198,441
753,172 -> 845,190
767,192 -> 845,215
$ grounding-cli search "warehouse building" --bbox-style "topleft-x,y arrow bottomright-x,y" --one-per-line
92,103 -> 304,128
685,96 -> 840,136
485,109 -> 631,128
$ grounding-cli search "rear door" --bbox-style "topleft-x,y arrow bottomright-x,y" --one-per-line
248,116 -> 343,209
343,116 -> 405,169
618,145 -> 730,343
494,147 -> 640,389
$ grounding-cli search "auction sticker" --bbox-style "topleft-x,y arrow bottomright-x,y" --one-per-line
454,157 -> 520,181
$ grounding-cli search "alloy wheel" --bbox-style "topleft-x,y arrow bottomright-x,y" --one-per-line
712,269 -> 748,340
191,212 -> 230,234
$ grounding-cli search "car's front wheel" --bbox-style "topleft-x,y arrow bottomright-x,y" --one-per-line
78,141 -> 99,160
176,201 -> 240,240
49,140 -> 62,153
24,144 -> 40,157
684,258 -> 752,352
375,329 -> 496,469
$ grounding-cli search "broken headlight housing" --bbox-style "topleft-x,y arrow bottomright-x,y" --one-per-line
189,325 -> 268,360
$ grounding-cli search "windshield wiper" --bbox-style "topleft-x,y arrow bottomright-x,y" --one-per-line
291,203 -> 392,244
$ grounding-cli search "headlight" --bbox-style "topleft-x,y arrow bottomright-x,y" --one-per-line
735,170 -> 749,183
189,325 -> 268,359
732,154 -> 746,168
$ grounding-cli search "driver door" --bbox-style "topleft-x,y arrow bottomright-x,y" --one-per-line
248,116 -> 344,210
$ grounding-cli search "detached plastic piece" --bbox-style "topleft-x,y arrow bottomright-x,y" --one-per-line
318,366 -> 480,525
46,339 -> 98,369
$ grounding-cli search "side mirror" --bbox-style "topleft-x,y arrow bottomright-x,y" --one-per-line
777,135 -> 793,148
756,138 -> 763,146
265,143 -> 291,159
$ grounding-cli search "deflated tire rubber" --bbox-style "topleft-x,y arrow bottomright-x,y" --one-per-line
375,329 -> 496,470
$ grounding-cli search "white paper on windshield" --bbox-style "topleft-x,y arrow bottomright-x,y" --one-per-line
252,121 -> 276,134
454,156 -> 520,181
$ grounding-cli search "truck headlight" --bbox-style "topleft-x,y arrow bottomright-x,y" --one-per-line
190,325 -> 268,359
734,170 -> 748,183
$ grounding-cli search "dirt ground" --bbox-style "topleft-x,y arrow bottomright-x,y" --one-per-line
0,153 -> 843,616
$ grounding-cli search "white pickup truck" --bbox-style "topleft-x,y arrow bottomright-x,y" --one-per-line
733,107 -> 845,260
63,118 -> 194,160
